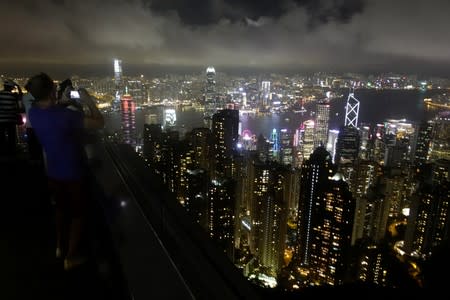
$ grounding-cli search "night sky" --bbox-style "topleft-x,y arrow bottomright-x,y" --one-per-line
2,0 -> 450,75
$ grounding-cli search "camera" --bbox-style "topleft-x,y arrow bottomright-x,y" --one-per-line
70,90 -> 80,99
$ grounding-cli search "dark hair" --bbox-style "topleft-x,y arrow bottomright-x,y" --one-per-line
57,78 -> 73,100
25,73 -> 54,101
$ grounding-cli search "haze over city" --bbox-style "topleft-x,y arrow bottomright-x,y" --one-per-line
2,0 -> 450,76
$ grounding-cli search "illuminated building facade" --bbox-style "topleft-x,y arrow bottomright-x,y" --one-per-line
204,66 -> 217,119
114,58 -> 122,87
308,173 -> 354,286
208,178 -> 236,260
364,179 -> 390,243
357,245 -> 388,286
280,129 -> 293,166
344,90 -> 360,128
163,108 -> 177,129
159,131 -> 180,193
296,147 -> 334,266
269,128 -> 280,162
185,169 -> 209,229
350,160 -> 377,245
405,159 -> 450,258
126,79 -> 146,104
335,126 -> 360,166
429,112 -> 450,161
296,147 -> 354,285
301,120 -> 315,161
257,134 -> 270,163
143,123 -> 163,167
186,128 -> 211,171
212,109 -> 239,178
359,125 -> 371,160
261,81 -> 271,107
414,120 -> 434,167
326,129 -> 339,163
250,162 -> 287,277
314,100 -> 330,148
120,94 -> 136,146
113,58 -> 123,108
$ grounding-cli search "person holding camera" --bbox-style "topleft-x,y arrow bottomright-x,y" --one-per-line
0,79 -> 22,156
26,73 -> 104,271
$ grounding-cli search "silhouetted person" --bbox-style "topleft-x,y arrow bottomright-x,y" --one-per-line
0,79 -> 21,156
21,89 -> 43,162
26,73 -> 104,271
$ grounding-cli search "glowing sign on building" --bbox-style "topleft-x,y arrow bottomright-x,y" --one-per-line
163,108 -> 177,127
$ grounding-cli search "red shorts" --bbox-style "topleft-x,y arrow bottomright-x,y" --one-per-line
48,178 -> 87,218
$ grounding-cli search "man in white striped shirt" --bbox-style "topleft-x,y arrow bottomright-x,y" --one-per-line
0,79 -> 20,156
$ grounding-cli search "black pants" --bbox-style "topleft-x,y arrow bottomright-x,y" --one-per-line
26,127 -> 43,160
0,123 -> 17,155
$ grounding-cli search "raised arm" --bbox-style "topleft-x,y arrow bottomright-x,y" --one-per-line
79,88 -> 104,129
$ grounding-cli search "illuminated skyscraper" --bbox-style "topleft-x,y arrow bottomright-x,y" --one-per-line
143,123 -> 163,167
212,109 -> 239,178
405,159 -> 450,258
314,100 -> 330,148
257,134 -> 270,163
414,120 -> 434,167
204,66 -> 217,119
186,128 -> 211,171
357,244 -> 389,286
350,160 -> 377,245
296,147 -> 334,266
344,90 -> 360,128
114,58 -> 122,87
296,147 -> 354,285
326,129 -> 340,163
163,108 -> 177,129
159,131 -> 181,193
301,120 -> 315,161
309,173 -> 354,286
113,58 -> 123,108
261,81 -> 271,107
251,162 -> 288,277
126,79 -> 146,104
270,128 -> 280,162
359,125 -> 371,160
429,111 -> 450,162
208,178 -> 236,260
185,169 -> 209,229
280,129 -> 294,166
335,126 -> 360,166
364,178 -> 390,243
120,94 -> 136,146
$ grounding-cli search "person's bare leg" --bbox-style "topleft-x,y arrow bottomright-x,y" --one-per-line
66,217 -> 83,258
64,217 -> 86,270
55,208 -> 64,258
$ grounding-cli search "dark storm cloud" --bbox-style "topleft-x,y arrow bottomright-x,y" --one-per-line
148,0 -> 364,26
1,0 -> 450,74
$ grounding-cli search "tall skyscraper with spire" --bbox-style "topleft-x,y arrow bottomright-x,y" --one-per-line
204,66 -> 217,120
344,89 -> 360,128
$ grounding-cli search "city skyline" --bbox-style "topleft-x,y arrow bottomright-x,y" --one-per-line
2,0 -> 450,76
